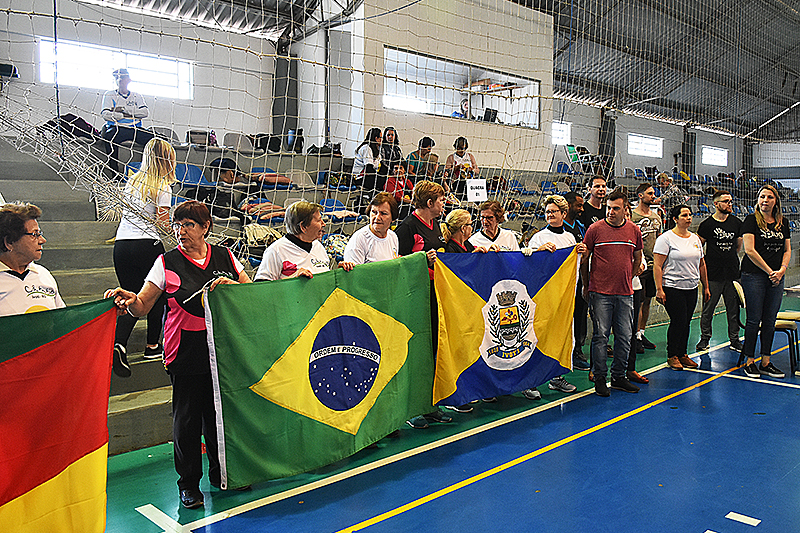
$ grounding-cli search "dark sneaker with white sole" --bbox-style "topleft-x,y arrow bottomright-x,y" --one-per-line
759,362 -> 785,378
743,363 -> 761,378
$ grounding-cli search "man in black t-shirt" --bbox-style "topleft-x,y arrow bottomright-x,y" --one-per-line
579,175 -> 607,229
696,190 -> 743,352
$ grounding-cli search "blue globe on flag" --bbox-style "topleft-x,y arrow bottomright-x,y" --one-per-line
308,316 -> 381,411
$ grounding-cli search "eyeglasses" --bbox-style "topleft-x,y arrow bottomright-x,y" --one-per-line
544,210 -> 562,215
715,199 -> 733,204
171,221 -> 197,231
479,215 -> 495,221
24,230 -> 44,238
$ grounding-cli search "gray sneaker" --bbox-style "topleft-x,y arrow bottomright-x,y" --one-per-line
522,388 -> 542,400
548,376 -> 577,393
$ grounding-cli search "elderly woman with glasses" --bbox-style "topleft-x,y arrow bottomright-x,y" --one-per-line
468,200 -> 519,251
0,202 -> 65,315
105,200 -> 251,510
255,201 -> 354,281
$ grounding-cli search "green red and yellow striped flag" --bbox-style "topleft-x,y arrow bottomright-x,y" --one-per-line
0,300 -> 115,533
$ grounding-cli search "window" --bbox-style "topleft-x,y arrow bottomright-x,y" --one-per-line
39,38 -> 193,99
701,146 -> 728,167
383,46 -> 540,129
552,122 -> 571,145
628,133 -> 663,158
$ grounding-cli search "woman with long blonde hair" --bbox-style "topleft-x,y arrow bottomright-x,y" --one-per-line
740,184 -> 792,378
111,137 -> 176,376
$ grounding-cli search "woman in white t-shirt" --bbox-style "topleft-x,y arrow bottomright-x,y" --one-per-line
255,201 -> 354,281
343,192 -> 399,264
468,200 -> 520,251
654,204 -> 710,371
112,138 -> 175,373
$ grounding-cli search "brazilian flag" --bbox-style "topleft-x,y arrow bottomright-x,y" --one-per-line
433,248 -> 578,406
205,253 -> 434,488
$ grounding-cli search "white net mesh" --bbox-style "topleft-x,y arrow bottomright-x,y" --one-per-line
1,0 -> 799,261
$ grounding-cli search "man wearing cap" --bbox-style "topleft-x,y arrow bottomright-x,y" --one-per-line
100,68 -> 154,175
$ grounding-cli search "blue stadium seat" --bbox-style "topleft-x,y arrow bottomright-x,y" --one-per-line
175,163 -> 216,188
556,161 -> 571,174
318,170 -> 358,192
321,198 -> 362,222
540,180 -> 557,194
634,168 -> 646,179
508,179 -> 538,196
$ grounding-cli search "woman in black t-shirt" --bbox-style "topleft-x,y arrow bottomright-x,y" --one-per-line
740,185 -> 792,379
441,208 -> 488,254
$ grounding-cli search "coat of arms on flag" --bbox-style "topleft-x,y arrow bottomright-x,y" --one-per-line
433,248 -> 578,406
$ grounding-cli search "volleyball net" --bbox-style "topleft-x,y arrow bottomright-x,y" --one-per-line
0,0 -> 797,260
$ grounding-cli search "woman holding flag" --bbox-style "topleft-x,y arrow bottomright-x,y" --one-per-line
106,201 -> 251,509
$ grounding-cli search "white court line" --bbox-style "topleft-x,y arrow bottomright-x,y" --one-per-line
703,530 -> 719,533
688,367 -> 800,388
134,336 -> 753,531
725,511 -> 761,526
135,504 -> 188,533
168,390 -> 600,531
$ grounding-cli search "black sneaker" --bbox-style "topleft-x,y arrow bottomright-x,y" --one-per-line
730,340 -> 743,352
180,488 -> 204,509
610,376 -> 640,393
636,340 -> 645,354
759,362 -> 785,378
743,363 -> 761,378
143,343 -> 164,360
595,378 -> 610,397
423,408 -> 453,424
573,359 -> 590,371
406,416 -> 429,429
695,339 -> 709,351
640,335 -> 656,350
113,343 -> 131,378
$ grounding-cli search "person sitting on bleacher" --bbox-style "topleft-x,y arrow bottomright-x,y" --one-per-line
444,136 -> 479,199
100,68 -> 155,176
379,127 -> 403,183
407,136 -> 441,183
254,201 -> 354,281
384,161 -> 415,220
353,128 -> 383,194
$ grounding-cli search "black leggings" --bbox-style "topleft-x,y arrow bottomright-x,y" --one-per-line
663,286 -> 698,358
113,239 -> 167,347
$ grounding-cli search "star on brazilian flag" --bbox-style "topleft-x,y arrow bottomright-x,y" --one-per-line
205,253 -> 434,488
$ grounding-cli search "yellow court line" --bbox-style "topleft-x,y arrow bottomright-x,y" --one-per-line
336,363 -> 744,533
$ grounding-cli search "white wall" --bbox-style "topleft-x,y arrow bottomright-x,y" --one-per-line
754,142 -> 800,168
550,100 -> 743,176
319,0 -> 554,170
0,0 -> 275,142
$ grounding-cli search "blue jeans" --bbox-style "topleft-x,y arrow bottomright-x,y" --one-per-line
741,271 -> 784,358
590,292 -> 634,380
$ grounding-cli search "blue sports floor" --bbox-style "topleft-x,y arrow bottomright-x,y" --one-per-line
106,305 -> 800,533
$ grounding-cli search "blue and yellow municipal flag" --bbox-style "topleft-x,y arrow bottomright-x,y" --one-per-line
205,253 -> 434,488
433,248 -> 578,405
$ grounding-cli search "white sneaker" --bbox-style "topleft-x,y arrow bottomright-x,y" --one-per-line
522,388 -> 542,400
